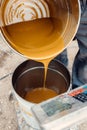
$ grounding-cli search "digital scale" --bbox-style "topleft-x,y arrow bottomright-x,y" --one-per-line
32,84 -> 87,130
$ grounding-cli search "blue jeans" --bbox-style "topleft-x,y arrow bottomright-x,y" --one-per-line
72,39 -> 87,89
55,39 -> 87,89
55,49 -> 68,67
55,1 -> 87,89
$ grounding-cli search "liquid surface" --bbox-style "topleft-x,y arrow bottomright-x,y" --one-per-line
24,88 -> 58,103
2,17 -> 65,59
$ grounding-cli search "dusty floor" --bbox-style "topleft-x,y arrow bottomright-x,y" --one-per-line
0,31 -> 87,130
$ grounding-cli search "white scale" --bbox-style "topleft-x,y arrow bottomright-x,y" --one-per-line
31,84 -> 87,130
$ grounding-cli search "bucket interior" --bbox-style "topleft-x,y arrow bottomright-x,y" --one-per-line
12,60 -> 70,103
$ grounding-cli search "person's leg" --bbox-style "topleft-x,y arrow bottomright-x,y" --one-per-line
72,40 -> 87,89
55,49 -> 68,67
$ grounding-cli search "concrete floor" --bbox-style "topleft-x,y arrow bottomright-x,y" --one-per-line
0,31 -> 87,130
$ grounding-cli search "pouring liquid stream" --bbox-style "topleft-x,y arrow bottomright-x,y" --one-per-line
1,18 -> 65,103
1,0 -> 68,103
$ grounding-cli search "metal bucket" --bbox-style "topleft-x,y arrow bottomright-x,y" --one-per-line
0,0 -> 81,60
12,59 -> 70,129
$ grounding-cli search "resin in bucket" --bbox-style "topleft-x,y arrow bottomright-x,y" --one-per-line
12,59 -> 70,129
0,0 -> 80,60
